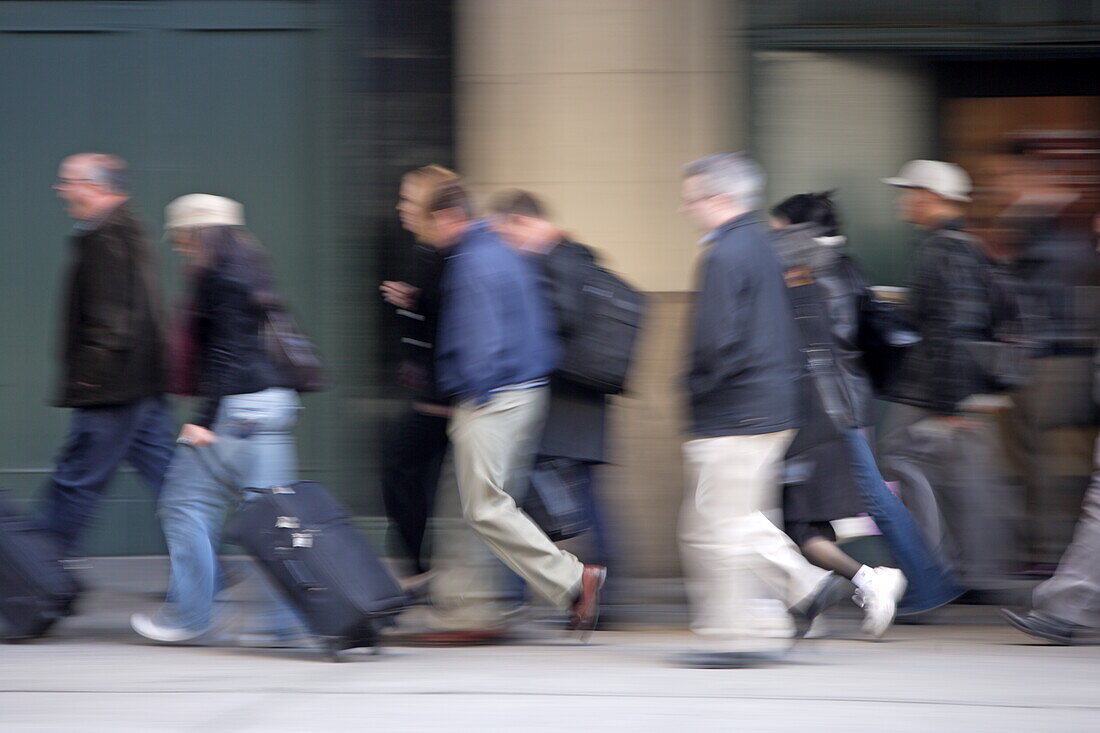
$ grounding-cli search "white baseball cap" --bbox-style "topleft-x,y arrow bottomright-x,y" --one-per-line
882,160 -> 972,202
164,193 -> 245,230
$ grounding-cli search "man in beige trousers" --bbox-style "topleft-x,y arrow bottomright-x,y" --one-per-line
426,180 -> 604,637
677,153 -> 840,667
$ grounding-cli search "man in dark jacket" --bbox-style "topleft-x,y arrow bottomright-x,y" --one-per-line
677,153 -> 837,666
379,164 -> 457,577
40,153 -> 174,554
488,189 -> 614,570
879,159 -> 1013,586
1002,214 -> 1100,643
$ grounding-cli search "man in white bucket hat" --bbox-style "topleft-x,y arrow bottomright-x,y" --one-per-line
876,159 -> 1016,594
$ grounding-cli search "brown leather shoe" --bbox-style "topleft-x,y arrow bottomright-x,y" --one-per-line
385,628 -> 515,647
568,565 -> 607,641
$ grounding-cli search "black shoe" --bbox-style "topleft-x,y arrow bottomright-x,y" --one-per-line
1000,608 -> 1096,645
791,572 -> 847,639
674,651 -> 776,669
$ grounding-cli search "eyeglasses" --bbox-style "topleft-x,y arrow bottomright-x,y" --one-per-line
54,177 -> 94,186
681,193 -> 720,206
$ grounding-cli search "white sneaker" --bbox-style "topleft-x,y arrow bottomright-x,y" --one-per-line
854,567 -> 907,639
130,613 -> 205,644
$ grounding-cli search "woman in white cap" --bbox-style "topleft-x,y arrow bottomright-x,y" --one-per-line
131,194 -> 304,644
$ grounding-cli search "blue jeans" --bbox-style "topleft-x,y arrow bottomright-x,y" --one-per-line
842,429 -> 963,614
155,388 -> 302,634
576,463 -> 615,572
39,396 -> 175,555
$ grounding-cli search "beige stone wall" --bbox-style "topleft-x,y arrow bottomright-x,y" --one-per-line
456,0 -> 743,292
597,293 -> 695,577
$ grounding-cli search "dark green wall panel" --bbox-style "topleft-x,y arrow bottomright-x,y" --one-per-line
0,1 -> 358,555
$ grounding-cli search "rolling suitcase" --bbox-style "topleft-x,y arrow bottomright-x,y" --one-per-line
224,481 -> 409,661
0,495 -> 80,641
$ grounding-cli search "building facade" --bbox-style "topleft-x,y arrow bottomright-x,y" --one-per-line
3,0 -> 1098,570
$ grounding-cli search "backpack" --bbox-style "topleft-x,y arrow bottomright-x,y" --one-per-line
555,262 -> 646,395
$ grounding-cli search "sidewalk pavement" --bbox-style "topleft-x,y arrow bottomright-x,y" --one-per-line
2,558 -> 1099,732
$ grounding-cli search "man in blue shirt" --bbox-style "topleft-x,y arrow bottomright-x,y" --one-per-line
429,180 -> 605,636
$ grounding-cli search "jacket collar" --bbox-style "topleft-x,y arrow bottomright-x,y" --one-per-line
444,218 -> 494,259
713,210 -> 761,236
699,211 -> 760,247
73,200 -> 129,236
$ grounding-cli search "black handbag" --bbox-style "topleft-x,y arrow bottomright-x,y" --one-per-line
522,458 -> 590,542
263,306 -> 327,393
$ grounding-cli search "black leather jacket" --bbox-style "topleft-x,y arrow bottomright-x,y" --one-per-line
192,262 -> 290,428
813,240 -> 877,428
57,204 -> 167,408
772,224 -> 876,428
889,221 -> 993,414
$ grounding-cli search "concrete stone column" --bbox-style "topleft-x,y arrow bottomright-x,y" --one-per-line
455,0 -> 744,577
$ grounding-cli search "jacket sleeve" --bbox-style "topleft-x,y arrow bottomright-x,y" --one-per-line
686,246 -> 748,398
917,240 -> 991,413
831,257 -> 870,354
74,229 -> 135,385
192,270 -> 255,428
407,246 -> 445,321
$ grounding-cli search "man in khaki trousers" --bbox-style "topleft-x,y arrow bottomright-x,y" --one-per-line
677,153 -> 838,667
424,180 -> 605,638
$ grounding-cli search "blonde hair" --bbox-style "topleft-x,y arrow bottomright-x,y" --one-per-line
402,164 -> 458,241
407,164 -> 456,186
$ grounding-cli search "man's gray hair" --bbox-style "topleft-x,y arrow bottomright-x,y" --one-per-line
83,153 -> 130,195
683,152 -> 765,210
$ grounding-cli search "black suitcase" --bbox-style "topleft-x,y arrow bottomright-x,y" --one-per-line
0,495 -> 80,641
224,481 -> 409,661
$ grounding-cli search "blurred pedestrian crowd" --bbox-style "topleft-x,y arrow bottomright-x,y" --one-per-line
3,145 -> 1099,666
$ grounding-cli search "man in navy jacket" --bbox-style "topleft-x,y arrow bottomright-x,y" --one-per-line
429,180 -> 605,636
677,153 -> 837,666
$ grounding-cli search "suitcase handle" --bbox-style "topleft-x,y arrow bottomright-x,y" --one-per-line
283,558 -> 320,591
